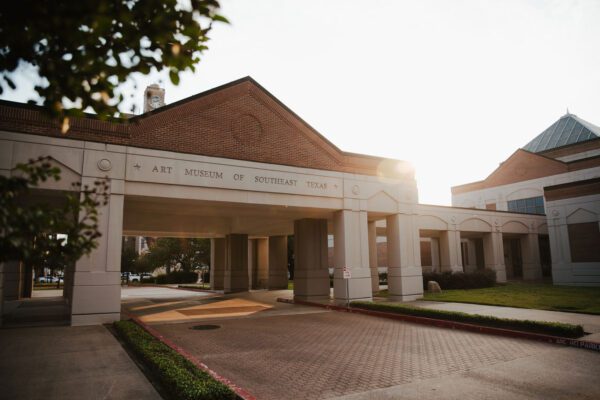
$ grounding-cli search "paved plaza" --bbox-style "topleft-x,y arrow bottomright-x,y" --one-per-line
139,289 -> 600,400
3,287 -> 600,400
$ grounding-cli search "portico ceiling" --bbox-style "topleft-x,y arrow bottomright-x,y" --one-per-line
123,195 -> 335,238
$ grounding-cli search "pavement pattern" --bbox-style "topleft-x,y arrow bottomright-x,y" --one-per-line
152,309 -> 600,400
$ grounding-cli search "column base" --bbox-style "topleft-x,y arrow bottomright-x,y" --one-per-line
388,267 -> 424,299
71,312 -> 120,326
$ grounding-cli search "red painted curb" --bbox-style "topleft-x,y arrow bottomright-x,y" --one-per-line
126,313 -> 257,400
278,298 -> 600,353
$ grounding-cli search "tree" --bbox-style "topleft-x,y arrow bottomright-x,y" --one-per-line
0,157 -> 108,295
0,1 -> 228,131
141,237 -> 210,273
120,243 -> 139,273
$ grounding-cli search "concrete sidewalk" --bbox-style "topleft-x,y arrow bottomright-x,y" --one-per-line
0,324 -> 160,400
409,300 -> 600,335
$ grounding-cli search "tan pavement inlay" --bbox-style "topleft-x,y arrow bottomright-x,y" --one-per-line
135,298 -> 273,324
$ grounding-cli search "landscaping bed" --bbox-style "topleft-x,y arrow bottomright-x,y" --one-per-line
350,301 -> 585,338
423,282 -> 600,315
114,320 -> 236,400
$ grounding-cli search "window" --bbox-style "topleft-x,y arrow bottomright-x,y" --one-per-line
507,196 -> 545,214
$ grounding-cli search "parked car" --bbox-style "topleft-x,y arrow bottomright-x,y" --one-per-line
127,273 -> 141,283
37,276 -> 63,283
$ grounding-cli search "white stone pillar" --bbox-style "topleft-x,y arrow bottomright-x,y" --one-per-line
333,210 -> 372,303
255,238 -> 268,289
293,219 -> 329,301
247,239 -> 256,289
547,211 -> 573,285
368,221 -> 379,293
268,236 -> 288,290
439,230 -> 463,273
224,234 -> 249,293
483,231 -> 507,282
521,233 -> 542,280
210,238 -> 226,290
386,213 -> 424,301
71,180 -> 124,326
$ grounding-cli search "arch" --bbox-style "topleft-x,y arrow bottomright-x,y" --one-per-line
538,222 -> 548,234
459,218 -> 492,232
417,215 -> 448,231
502,220 -> 529,234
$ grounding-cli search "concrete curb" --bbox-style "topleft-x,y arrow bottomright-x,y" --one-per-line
277,298 -> 600,353
126,314 -> 257,400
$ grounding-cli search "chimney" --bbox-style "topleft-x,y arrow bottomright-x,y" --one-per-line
144,84 -> 165,113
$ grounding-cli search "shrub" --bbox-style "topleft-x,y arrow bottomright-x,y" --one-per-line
350,301 -> 585,338
114,320 -> 236,400
155,271 -> 198,284
422,269 -> 496,290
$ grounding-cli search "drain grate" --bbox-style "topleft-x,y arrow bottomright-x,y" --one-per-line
190,324 -> 221,331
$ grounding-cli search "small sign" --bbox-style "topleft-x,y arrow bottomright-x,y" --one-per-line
343,266 -> 351,279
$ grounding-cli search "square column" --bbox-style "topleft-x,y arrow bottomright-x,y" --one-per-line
386,213 -> 423,301
439,230 -> 463,273
368,221 -> 379,293
547,213 -> 573,285
210,238 -> 226,290
71,185 -> 124,326
521,233 -> 542,280
268,236 -> 288,290
483,231 -> 507,282
293,219 -> 329,301
224,234 -> 249,293
333,210 -> 372,303
250,238 -> 268,289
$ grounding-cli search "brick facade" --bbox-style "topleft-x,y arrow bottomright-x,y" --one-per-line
0,77 -> 410,179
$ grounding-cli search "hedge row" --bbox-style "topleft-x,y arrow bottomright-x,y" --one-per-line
350,301 -> 585,338
155,271 -> 199,284
422,269 -> 496,290
114,320 -> 236,400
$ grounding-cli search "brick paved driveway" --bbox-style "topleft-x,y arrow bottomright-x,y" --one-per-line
152,309 -> 594,399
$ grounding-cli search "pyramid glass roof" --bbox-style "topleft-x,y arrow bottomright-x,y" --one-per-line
523,113 -> 600,153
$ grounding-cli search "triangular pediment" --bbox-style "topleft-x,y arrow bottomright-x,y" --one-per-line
12,156 -> 81,192
130,77 -> 354,173
367,190 -> 399,213
483,149 -> 568,187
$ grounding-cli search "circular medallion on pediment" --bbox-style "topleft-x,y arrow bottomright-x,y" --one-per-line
97,158 -> 112,171
230,114 -> 263,144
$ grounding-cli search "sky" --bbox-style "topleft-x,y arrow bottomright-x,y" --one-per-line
2,0 -> 600,205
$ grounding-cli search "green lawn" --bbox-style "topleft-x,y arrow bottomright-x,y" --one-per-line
422,282 -> 600,315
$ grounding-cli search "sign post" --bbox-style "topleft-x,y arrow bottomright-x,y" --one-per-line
343,266 -> 351,308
